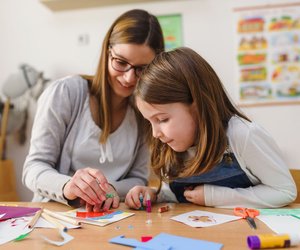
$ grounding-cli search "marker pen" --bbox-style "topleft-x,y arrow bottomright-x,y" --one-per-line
247,233 -> 300,249
146,193 -> 151,213
139,193 -> 144,210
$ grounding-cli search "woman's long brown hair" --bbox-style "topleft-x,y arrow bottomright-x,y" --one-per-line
83,9 -> 164,143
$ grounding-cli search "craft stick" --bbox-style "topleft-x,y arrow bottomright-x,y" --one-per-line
43,209 -> 81,226
28,208 -> 43,228
41,212 -> 68,232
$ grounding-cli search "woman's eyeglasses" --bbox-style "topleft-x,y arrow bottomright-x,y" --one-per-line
109,48 -> 146,77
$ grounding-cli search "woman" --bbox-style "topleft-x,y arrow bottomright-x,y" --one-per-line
22,9 -> 164,211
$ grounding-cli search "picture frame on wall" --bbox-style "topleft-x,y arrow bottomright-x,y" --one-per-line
234,3 -> 300,107
157,14 -> 183,51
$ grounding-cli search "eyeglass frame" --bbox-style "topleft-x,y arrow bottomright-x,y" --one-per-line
108,46 -> 147,77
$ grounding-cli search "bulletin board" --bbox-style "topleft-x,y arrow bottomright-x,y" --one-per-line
234,3 -> 300,107
157,14 -> 183,51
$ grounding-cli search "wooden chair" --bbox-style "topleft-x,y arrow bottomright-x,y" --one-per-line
0,98 -> 19,201
290,169 -> 300,203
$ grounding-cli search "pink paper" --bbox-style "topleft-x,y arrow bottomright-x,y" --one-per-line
0,206 -> 40,221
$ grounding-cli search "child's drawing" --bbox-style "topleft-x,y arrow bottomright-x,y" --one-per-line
171,210 -> 240,228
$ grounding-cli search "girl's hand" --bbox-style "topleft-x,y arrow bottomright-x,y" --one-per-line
86,184 -> 120,212
63,167 -> 109,205
125,186 -> 156,209
184,185 -> 205,205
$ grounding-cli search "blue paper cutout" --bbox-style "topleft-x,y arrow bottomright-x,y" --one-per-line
109,233 -> 223,250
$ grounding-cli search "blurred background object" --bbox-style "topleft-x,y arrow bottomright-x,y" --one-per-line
1,64 -> 50,144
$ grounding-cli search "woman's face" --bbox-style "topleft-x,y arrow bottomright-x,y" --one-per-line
108,43 -> 155,99
136,97 -> 198,152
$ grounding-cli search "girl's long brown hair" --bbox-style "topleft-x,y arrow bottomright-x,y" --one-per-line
83,9 -> 164,143
135,47 -> 250,182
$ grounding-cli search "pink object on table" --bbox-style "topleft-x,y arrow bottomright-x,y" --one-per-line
146,194 -> 151,213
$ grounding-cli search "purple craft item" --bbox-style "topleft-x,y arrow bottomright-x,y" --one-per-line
0,206 -> 41,221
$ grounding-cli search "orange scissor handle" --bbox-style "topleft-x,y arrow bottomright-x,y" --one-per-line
245,208 -> 260,218
234,207 -> 260,218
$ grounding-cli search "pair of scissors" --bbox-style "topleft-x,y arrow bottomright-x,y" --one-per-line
234,207 -> 260,229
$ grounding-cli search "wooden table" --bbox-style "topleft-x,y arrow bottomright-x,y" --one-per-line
2,202 -> 299,250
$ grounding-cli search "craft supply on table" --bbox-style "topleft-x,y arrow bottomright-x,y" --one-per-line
158,205 -> 169,213
109,233 -> 223,250
59,208 -> 134,227
247,233 -> 300,249
234,207 -> 260,229
43,209 -> 81,226
139,193 -> 144,210
0,205 -> 40,220
41,212 -> 68,232
27,208 -> 43,228
146,193 -> 151,213
40,229 -> 74,246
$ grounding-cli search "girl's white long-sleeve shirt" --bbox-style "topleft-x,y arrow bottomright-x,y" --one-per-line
158,116 -> 296,208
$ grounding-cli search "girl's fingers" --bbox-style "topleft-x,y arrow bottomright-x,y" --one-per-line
125,192 -> 139,209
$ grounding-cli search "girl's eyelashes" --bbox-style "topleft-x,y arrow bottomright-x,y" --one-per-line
157,118 -> 169,123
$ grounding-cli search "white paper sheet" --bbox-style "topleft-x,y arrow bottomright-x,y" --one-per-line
257,215 -> 300,234
0,215 -> 79,245
171,210 -> 240,227
40,230 -> 74,246
0,217 -> 32,245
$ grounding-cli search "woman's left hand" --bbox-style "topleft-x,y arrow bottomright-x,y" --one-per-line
86,184 -> 120,212
184,185 -> 205,205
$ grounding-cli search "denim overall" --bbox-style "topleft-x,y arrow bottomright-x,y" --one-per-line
169,152 -> 253,203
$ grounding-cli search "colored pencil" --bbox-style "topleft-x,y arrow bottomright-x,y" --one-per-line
28,208 -> 43,228
41,212 -> 68,232
43,208 -> 81,226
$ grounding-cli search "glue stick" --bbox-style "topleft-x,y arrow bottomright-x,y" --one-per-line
247,233 -> 300,249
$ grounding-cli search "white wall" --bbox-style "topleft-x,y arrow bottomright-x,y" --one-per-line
1,0 -> 299,201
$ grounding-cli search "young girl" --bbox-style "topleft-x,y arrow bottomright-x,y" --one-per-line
22,9 -> 164,211
125,47 -> 296,209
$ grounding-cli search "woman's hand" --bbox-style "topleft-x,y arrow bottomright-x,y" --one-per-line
125,186 -> 156,209
86,184 -> 120,212
184,185 -> 205,205
63,167 -> 109,205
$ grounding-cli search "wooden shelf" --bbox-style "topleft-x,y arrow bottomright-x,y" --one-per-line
40,0 -> 175,11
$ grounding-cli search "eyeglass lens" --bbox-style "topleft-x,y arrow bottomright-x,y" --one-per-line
110,51 -> 144,77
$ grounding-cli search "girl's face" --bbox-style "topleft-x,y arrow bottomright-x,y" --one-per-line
136,97 -> 198,152
108,44 -> 155,100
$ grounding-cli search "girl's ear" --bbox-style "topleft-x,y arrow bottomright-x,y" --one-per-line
190,101 -> 197,114
190,101 -> 199,126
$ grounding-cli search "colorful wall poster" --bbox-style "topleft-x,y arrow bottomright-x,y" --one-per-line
157,14 -> 183,51
234,3 -> 300,105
